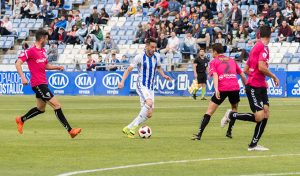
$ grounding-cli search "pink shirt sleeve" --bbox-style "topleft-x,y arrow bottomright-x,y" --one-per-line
258,47 -> 268,62
18,50 -> 29,62
235,61 -> 242,74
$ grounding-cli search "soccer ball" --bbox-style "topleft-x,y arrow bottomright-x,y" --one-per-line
138,126 -> 152,139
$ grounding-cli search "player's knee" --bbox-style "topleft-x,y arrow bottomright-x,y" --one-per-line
264,108 -> 270,119
145,100 -> 153,109
254,111 -> 265,122
53,103 -> 61,110
147,109 -> 153,118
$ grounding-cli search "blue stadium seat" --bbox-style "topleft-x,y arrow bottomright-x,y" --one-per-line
118,30 -> 126,36
125,30 -> 134,36
124,21 -> 133,27
119,39 -> 127,45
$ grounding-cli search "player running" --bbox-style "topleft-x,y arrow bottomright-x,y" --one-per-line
192,43 -> 247,140
118,38 -> 172,138
15,29 -> 82,138
192,48 -> 209,100
221,26 -> 279,151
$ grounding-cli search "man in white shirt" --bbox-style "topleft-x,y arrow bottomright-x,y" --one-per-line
217,0 -> 232,12
0,16 -> 13,35
181,31 -> 198,60
160,32 -> 180,70
111,0 -> 122,17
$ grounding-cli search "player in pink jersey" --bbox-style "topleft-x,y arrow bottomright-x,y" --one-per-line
192,43 -> 247,140
221,26 -> 279,151
15,29 -> 82,138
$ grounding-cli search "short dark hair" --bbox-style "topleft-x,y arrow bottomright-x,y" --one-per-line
212,43 -> 224,54
35,28 -> 48,41
260,25 -> 271,38
145,38 -> 157,45
199,48 -> 205,52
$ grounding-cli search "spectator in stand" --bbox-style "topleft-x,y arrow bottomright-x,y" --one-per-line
64,25 -> 80,44
248,14 -> 259,34
181,31 -> 198,60
200,4 -> 213,20
119,55 -> 129,70
74,15 -> 83,29
295,3 -> 300,19
65,15 -> 75,32
188,14 -> 200,31
227,21 -> 239,47
13,0 -> 22,19
24,0 -> 39,18
55,15 -> 67,30
158,22 -> 168,36
216,0 -> 232,12
293,25 -> 300,42
87,6 -> 99,25
196,20 -> 211,48
145,23 -> 158,42
258,13 -> 270,26
135,0 -> 143,17
157,33 -> 168,51
57,27 -> 66,44
101,36 -> 119,54
111,0 -> 122,17
228,2 -> 242,26
167,22 -> 176,36
107,52 -> 120,71
214,12 -> 226,33
284,3 -> 297,25
119,0 -> 129,17
222,3 -> 231,21
160,31 -> 180,63
268,2 -> 281,22
0,16 -> 13,36
271,11 -> 283,32
76,22 -> 88,44
47,41 -> 58,62
179,5 -> 189,19
39,0 -> 54,25
125,0 -> 137,17
192,23 -> 201,37
98,8 -> 110,24
261,3 -> 270,18
48,28 -> 59,42
152,0 -> 168,16
20,1 -> 29,18
237,25 -> 249,43
133,23 -> 146,44
215,31 -> 227,52
95,55 -> 106,71
86,53 -> 96,71
173,14 -> 187,34
206,0 -> 217,15
277,20 -> 293,42
143,0 -> 155,8
85,35 -> 94,51
164,0 -> 180,16
89,24 -> 104,53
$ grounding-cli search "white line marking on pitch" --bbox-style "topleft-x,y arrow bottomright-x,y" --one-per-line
56,153 -> 300,176
240,172 -> 300,176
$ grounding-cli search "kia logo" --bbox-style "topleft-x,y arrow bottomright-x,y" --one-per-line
48,73 -> 69,89
102,73 -> 122,90
75,73 -> 96,89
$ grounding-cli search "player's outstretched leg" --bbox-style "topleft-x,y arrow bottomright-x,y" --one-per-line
192,114 -> 211,140
48,97 -> 81,138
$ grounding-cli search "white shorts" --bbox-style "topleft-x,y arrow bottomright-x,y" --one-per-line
136,85 -> 155,108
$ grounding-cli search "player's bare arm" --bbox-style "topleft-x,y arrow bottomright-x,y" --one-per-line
15,59 -> 28,85
240,72 -> 247,85
45,64 -> 64,71
118,66 -> 134,89
258,61 -> 279,86
243,65 -> 250,75
193,63 -> 197,78
157,66 -> 172,81
212,73 -> 220,99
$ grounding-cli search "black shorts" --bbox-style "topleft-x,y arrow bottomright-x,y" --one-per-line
246,85 -> 269,113
211,91 -> 240,105
32,84 -> 54,101
197,73 -> 207,84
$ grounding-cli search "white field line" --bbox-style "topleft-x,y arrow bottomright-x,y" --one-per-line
240,172 -> 300,176
56,153 -> 300,176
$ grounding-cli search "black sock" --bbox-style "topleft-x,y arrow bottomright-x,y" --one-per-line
227,118 -> 236,134
21,107 -> 44,122
197,114 -> 211,136
249,118 -> 268,147
230,112 -> 256,122
54,108 -> 72,132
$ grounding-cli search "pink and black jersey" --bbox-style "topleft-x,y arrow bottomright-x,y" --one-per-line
246,40 -> 269,88
18,45 -> 48,87
209,55 -> 242,92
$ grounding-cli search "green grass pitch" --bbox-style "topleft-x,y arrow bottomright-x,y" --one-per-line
0,96 -> 299,176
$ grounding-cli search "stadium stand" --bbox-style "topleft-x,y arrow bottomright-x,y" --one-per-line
0,0 -> 299,71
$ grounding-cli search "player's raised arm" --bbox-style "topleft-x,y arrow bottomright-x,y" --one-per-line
15,59 -> 28,86
45,63 -> 64,71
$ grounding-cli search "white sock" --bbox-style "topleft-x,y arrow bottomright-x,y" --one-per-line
128,104 -> 150,128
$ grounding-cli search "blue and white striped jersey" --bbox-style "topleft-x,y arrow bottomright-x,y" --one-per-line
130,51 -> 161,90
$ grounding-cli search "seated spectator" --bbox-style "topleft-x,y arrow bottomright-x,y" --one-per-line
277,20 -> 293,42
268,2 -> 281,22
293,25 -> 300,42
74,15 -> 83,29
215,32 -> 226,52
48,28 -> 58,42
94,55 -> 106,71
157,33 -> 168,51
196,20 -> 211,48
107,52 -> 120,71
65,15 -> 75,32
86,53 -> 96,71
173,14 -> 187,34
39,0 -> 54,25
55,15 -> 67,30
13,0 -> 22,19
76,22 -> 88,44
50,0 -> 64,9
143,0 -> 155,8
24,0 -> 39,18
125,0 -> 137,17
89,24 -> 104,53
258,13 -> 270,27
200,4 -> 213,20
0,16 -> 13,36
214,12 -> 226,33
20,1 -> 29,18
248,14 -> 259,34
135,0 -> 143,17
216,0 -> 232,12
188,14 -> 200,31
160,31 -> 180,69
87,6 -> 100,25
164,0 -> 180,16
119,55 -> 129,70
227,21 -> 239,47
181,31 -> 198,60
98,8 -> 110,24
179,5 -> 189,19
192,23 -> 201,38
145,23 -> 158,42
295,3 -> 300,19
64,25 -> 80,44
228,2 -> 242,26
57,27 -> 66,44
166,22 -> 175,36
284,3 -> 297,25
158,22 -> 168,36
85,35 -> 94,51
101,36 -> 119,54
133,24 -> 146,44
111,0 -> 122,17
261,3 -> 270,18
206,0 -> 217,15
119,0 -> 129,17
272,11 -> 284,31
151,0 -> 168,16
47,41 -> 58,62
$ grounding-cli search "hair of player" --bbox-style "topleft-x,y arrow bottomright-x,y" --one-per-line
145,38 -> 157,45
260,25 -> 271,38
35,28 -> 49,41
212,43 -> 224,54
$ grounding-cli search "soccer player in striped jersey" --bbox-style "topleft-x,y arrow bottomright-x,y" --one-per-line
118,38 -> 172,138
